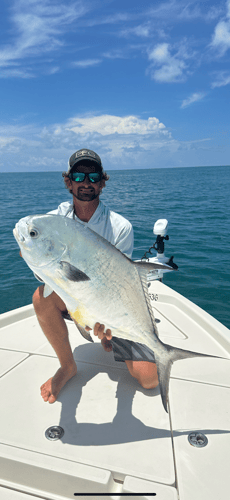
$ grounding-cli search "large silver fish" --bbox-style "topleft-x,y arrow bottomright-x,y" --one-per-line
13,214 -> 216,412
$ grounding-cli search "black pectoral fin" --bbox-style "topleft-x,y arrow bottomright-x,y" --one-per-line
59,261 -> 90,282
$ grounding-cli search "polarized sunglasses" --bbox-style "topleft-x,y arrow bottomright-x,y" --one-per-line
69,172 -> 102,183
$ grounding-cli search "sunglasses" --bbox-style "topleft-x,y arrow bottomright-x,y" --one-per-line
69,172 -> 102,183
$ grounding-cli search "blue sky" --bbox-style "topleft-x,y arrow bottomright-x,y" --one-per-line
0,0 -> 230,171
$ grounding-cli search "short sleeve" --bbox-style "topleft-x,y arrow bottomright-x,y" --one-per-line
114,222 -> 134,259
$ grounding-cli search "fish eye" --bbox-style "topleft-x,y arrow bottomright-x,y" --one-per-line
29,228 -> 39,238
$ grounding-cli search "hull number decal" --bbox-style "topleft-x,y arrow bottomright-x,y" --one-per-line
149,293 -> 158,301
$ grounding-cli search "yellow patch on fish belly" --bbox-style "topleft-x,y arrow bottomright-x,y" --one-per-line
69,306 -> 88,328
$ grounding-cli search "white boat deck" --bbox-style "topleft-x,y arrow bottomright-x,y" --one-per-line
0,280 -> 230,500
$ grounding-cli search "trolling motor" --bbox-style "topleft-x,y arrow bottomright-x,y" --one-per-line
141,219 -> 178,281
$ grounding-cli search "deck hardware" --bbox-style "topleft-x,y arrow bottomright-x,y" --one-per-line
45,426 -> 64,441
188,432 -> 208,447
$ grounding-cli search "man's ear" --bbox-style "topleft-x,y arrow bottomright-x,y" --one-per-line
66,177 -> 72,189
100,178 -> 106,190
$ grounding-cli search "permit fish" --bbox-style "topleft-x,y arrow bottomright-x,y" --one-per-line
13,214 -> 218,412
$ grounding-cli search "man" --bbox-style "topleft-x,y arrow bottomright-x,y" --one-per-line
32,149 -> 158,403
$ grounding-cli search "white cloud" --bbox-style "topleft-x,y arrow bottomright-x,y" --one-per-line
119,23 -> 152,38
1,113 -> 224,172
178,3 -> 203,21
102,49 -> 127,59
0,0 -> 227,87
149,43 -> 169,62
211,71 -> 230,88
72,59 -> 102,68
0,114 -> 173,171
132,24 -> 151,37
210,0 -> 230,55
0,123 -> 41,157
0,0 -> 88,74
206,5 -> 225,22
20,155 -> 58,167
0,68 -> 34,78
227,0 -> 230,18
181,92 -> 206,108
0,137 -> 18,149
65,115 -> 169,136
147,0 -> 222,23
147,43 -> 188,83
80,12 -> 131,28
211,20 -> 230,54
45,66 -> 60,75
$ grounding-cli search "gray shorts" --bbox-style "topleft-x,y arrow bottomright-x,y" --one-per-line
111,337 -> 156,364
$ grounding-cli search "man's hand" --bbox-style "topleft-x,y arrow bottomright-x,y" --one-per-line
93,322 -> 112,340
93,323 -> 112,352
85,323 -> 112,352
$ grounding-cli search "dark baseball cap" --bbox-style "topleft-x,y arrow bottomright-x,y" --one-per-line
68,149 -> 102,173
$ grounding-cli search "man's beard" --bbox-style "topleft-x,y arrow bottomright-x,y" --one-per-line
71,188 -> 99,202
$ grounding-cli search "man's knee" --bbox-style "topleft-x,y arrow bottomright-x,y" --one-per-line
32,285 -> 45,311
126,360 -> 159,389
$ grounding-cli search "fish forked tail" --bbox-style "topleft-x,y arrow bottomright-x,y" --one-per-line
154,343 -> 220,413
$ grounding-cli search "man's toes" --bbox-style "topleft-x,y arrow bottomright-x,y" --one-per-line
41,389 -> 50,402
40,382 -> 52,402
48,394 -> 57,404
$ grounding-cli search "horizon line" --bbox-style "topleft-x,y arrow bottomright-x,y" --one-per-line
1,165 -> 229,174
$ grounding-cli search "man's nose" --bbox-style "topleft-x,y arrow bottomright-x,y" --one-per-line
82,175 -> 91,186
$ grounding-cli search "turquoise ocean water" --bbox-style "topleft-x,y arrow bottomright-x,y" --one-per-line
1,166 -> 230,329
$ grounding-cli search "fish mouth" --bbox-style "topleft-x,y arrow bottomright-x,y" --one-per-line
13,226 -> 25,242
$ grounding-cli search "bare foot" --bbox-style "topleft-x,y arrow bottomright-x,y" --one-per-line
40,363 -> 77,403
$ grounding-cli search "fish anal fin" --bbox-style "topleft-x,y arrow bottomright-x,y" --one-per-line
72,317 -> 94,343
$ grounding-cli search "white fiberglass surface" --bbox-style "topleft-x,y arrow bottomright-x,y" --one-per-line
1,280 -> 230,496
0,354 -> 175,485
170,378 -> 230,500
